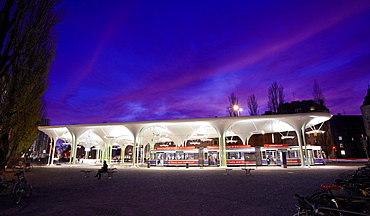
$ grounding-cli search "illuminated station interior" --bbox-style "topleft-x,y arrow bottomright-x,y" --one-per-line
38,112 -> 332,168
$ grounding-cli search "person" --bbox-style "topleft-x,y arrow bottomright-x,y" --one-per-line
94,161 -> 108,180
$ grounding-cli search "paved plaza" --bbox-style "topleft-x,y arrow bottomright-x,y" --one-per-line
0,162 -> 364,216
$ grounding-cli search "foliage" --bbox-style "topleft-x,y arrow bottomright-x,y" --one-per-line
0,0 -> 61,169
247,94 -> 258,116
312,79 -> 325,105
267,82 -> 284,113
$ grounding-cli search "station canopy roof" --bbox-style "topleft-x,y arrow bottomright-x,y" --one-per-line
38,112 -> 332,148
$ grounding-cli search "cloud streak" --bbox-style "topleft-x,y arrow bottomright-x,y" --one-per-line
45,0 -> 370,125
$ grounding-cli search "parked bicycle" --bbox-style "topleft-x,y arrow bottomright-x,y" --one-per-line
0,172 -> 13,195
12,162 -> 33,172
0,171 -> 33,204
12,171 -> 33,204
294,194 -> 370,216
294,164 -> 370,215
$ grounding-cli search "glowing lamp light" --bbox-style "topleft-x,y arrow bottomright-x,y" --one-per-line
281,136 -> 295,139
306,130 -> 325,134
232,104 -> 242,116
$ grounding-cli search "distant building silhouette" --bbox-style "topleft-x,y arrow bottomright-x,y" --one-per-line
361,86 -> 370,138
30,118 -> 51,162
360,86 -> 370,158
278,99 -> 329,114
330,114 -> 367,158
274,99 -> 368,159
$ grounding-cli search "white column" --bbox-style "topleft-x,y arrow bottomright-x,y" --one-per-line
50,138 -> 57,165
69,133 -> 77,165
302,126 -> 310,167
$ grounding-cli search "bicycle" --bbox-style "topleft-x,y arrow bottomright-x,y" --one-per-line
294,164 -> 370,215
12,171 -> 33,204
0,172 -> 11,195
294,194 -> 370,216
12,162 -> 33,172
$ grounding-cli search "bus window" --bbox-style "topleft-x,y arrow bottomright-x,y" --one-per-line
157,153 -> 164,160
167,153 -> 174,160
288,150 -> 298,158
313,150 -> 322,158
262,151 -> 266,159
185,153 -> 196,160
175,153 -> 184,160
227,152 -> 241,159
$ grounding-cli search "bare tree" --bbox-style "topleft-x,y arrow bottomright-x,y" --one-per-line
267,82 -> 284,113
312,79 -> 325,105
247,94 -> 258,116
226,92 -> 240,117
0,0 -> 61,169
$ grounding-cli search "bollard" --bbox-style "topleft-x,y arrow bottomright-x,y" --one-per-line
186,162 -> 189,168
147,162 -> 150,168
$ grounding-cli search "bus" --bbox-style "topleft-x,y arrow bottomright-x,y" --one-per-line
149,144 -> 325,166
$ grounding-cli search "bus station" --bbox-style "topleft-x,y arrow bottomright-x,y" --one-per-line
38,112 -> 332,168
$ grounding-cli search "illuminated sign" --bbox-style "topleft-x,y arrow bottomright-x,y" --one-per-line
264,144 -> 288,147
155,146 -> 195,150
206,145 -> 252,150
167,161 -> 197,164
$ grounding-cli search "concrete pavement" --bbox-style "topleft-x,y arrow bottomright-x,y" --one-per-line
0,162 -> 363,216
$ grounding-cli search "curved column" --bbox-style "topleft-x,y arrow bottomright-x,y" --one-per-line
125,124 -> 145,167
295,125 -> 306,167
209,119 -> 235,167
279,116 -> 309,167
49,138 -> 58,165
102,138 -> 114,164
39,128 -> 68,166
66,126 -> 89,165
167,123 -> 202,147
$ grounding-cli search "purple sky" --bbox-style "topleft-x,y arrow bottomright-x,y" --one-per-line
45,0 -> 370,126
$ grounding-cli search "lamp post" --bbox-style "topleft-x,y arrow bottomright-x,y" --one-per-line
233,105 -> 242,116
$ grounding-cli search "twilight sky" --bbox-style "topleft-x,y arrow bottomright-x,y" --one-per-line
45,0 -> 370,126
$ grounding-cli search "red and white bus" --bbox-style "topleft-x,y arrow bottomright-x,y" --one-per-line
149,144 -> 325,166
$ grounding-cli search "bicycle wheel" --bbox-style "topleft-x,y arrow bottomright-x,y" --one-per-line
12,182 -> 22,204
24,181 -> 33,197
0,184 -> 4,194
0,178 -> 5,194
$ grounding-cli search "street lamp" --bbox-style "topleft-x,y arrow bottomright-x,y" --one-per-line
233,105 -> 242,116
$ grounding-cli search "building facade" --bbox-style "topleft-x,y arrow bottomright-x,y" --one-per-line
330,114 -> 367,158
361,87 -> 370,138
30,118 -> 51,162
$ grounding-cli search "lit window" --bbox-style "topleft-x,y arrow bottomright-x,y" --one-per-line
310,106 -> 315,111
338,136 -> 342,140
339,143 -> 344,148
340,150 -> 346,156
